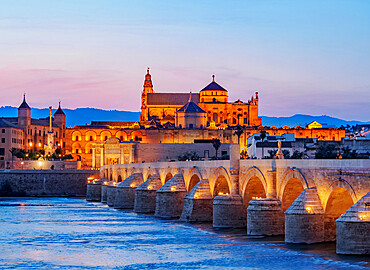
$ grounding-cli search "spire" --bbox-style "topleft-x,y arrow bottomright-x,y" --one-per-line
188,91 -> 192,102
143,67 -> 153,94
212,74 -> 215,82
18,93 -> 31,109
55,100 -> 65,115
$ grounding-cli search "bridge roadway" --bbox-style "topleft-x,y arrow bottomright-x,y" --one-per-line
88,145 -> 370,254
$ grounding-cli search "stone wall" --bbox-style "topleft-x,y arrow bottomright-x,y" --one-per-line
4,160 -> 80,170
0,169 -> 99,196
135,143 -> 231,163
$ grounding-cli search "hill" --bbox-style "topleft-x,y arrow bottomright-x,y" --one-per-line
261,114 -> 370,128
1,106 -> 368,128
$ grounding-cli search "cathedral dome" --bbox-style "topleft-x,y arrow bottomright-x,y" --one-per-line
201,75 -> 227,92
177,101 -> 206,113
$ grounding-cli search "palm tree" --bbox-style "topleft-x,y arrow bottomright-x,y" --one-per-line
211,138 -> 221,158
233,125 -> 243,145
259,130 -> 267,159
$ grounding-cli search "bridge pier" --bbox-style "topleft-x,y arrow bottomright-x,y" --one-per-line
114,173 -> 144,209
106,183 -> 117,206
285,187 -> 325,244
101,180 -> 113,203
134,174 -> 162,213
155,174 -> 187,219
336,192 -> 370,255
247,198 -> 284,236
86,179 -> 103,201
180,179 -> 213,223
213,194 -> 246,228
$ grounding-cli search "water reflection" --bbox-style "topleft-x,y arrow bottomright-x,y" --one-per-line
0,197 -> 368,269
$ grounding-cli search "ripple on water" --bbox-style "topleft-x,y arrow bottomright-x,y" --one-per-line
0,197 -> 368,270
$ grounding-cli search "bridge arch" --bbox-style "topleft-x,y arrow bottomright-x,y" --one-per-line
187,167 -> 203,192
143,167 -> 157,182
241,167 -> 267,208
211,167 -> 231,197
279,168 -> 309,212
324,179 -> 356,241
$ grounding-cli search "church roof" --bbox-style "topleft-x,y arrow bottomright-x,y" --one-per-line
177,101 -> 206,113
54,102 -> 65,115
201,76 -> 227,92
18,94 -> 31,109
147,93 -> 200,106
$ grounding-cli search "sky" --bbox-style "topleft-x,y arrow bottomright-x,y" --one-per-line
0,0 -> 369,121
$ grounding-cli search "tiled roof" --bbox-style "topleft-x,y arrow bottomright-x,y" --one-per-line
177,101 -> 206,113
201,81 -> 227,91
0,118 -> 22,129
147,93 -> 200,105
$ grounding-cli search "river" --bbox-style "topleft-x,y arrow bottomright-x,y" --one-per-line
0,197 -> 368,269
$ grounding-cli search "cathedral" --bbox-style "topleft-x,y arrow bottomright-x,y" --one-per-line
140,68 -> 262,129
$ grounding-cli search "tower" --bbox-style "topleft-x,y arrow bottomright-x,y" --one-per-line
54,101 -> 66,150
141,68 -> 154,121
18,94 -> 31,128
54,101 -> 66,130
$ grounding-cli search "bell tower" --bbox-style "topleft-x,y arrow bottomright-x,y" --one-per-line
141,68 -> 154,121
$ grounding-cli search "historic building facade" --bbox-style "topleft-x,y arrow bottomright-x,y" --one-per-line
140,69 -> 262,128
3,95 -> 66,153
63,69 -> 345,168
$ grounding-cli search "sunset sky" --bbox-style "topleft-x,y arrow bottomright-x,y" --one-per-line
0,1 -> 369,121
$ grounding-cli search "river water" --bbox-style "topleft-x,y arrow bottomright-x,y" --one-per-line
0,197 -> 368,269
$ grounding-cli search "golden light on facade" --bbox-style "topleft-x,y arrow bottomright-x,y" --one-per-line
103,181 -> 108,185
305,206 -> 312,213
29,142 -> 33,147
130,183 -> 135,188
38,161 -> 43,167
358,213 -> 369,221
147,185 -> 153,190
38,142 -> 41,147
252,197 -> 263,200
171,187 -> 176,192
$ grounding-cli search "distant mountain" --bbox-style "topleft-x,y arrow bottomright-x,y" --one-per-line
261,114 -> 370,128
1,106 -> 368,128
0,106 -> 140,127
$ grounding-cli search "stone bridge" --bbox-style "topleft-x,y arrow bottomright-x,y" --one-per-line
88,145 -> 370,254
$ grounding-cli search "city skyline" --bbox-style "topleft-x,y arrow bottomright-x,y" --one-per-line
0,1 -> 369,121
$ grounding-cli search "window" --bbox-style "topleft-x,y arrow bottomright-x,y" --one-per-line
1,129 -> 4,133
75,149 -> 79,154
0,148 -> 4,155
90,136 -> 93,141
39,130 -> 41,136
1,138 -> 5,143
104,136 -> 108,141
120,136 -> 123,141
213,113 -> 218,122
189,124 -> 194,129
75,136 -> 79,141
